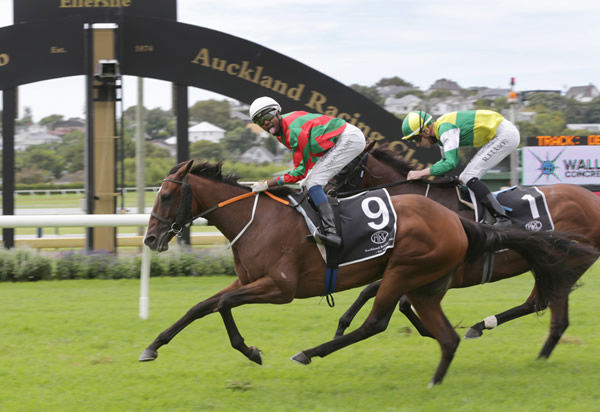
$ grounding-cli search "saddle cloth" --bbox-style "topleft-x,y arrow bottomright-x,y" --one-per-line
462,185 -> 554,232
288,189 -> 397,266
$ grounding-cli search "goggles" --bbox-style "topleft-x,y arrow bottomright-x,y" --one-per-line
253,108 -> 278,125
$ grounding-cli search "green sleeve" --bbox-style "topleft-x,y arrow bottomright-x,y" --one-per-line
429,148 -> 459,176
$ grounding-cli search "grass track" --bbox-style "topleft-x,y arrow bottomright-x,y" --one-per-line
1,265 -> 599,411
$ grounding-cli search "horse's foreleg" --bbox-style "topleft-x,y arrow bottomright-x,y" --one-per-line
538,296 -> 569,359
215,275 -> 294,363
138,280 -> 242,362
464,288 -> 541,339
334,281 -> 381,338
138,294 -> 222,361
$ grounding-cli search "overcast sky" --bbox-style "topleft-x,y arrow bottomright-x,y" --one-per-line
1,0 -> 599,121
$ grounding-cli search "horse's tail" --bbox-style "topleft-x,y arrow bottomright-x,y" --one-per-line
459,217 -> 599,307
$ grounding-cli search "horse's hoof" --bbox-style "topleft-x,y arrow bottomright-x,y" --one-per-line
249,346 -> 262,365
138,348 -> 158,362
290,351 -> 311,365
464,327 -> 483,339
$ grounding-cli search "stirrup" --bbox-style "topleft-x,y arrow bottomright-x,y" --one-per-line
493,216 -> 512,227
315,230 -> 342,248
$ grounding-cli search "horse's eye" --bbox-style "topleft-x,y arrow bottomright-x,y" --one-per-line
160,193 -> 171,202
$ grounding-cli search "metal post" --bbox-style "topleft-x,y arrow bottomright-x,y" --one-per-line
2,88 -> 16,249
174,84 -> 191,245
139,245 -> 151,319
508,78 -> 519,187
136,77 -> 145,233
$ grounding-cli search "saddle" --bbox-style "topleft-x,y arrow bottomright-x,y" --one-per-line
457,185 -> 554,232
289,189 -> 398,266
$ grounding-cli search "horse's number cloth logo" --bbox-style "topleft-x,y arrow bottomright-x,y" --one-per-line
290,189 -> 397,266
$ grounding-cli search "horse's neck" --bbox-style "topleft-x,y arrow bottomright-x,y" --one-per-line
190,177 -> 256,240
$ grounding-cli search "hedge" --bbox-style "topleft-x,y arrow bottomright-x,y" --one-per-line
0,247 -> 236,282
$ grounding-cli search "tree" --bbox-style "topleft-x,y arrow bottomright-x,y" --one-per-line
16,106 -> 33,127
18,146 -> 65,178
189,100 -> 231,130
534,111 -> 566,136
16,167 -> 54,184
190,140 -> 225,161
375,77 -> 413,88
349,84 -> 384,106
56,129 -> 85,173
263,136 -> 279,155
39,114 -> 64,129
221,127 -> 260,156
145,108 -> 173,139
394,89 -> 425,99
525,93 -> 569,112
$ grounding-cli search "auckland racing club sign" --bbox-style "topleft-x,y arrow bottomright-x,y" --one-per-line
522,144 -> 600,185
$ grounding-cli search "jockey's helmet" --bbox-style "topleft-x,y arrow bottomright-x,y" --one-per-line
249,96 -> 281,123
401,111 -> 433,140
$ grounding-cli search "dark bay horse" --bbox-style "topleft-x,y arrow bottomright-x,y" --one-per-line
140,160 -> 596,386
328,147 -> 600,354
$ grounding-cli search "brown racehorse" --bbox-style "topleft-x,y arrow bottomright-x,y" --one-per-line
139,160 -> 596,386
327,147 -> 600,356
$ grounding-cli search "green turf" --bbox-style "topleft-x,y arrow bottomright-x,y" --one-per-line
1,265 -> 599,411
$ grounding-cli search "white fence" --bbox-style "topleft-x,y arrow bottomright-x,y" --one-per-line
0,213 -> 214,320
14,187 -> 160,196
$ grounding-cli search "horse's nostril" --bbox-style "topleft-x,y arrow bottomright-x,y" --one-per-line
144,235 -> 155,246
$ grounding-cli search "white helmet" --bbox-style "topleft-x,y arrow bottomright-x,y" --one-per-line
249,96 -> 281,122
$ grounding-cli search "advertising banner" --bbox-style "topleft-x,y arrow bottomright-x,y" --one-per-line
521,145 -> 600,186
14,0 -> 176,24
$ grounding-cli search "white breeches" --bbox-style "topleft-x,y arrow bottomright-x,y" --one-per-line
459,119 -> 520,184
301,123 -> 366,188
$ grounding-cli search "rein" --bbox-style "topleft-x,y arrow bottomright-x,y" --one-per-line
151,176 -> 290,241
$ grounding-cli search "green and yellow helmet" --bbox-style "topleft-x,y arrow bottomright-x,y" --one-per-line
401,111 -> 433,140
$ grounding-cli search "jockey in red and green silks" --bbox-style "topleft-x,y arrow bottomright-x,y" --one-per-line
274,111 -> 347,185
249,96 -> 366,247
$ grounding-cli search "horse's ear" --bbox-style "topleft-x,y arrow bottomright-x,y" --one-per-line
183,159 -> 194,175
175,160 -> 194,179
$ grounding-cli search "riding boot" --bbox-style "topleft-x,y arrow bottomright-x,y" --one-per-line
480,193 -> 512,227
315,202 -> 342,248
466,177 -> 511,227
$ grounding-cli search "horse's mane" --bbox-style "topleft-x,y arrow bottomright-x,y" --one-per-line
370,148 -> 413,176
370,148 -> 459,188
170,161 -> 296,196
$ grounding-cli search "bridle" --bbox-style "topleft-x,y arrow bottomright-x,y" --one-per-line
151,176 -> 199,238
151,174 -> 290,239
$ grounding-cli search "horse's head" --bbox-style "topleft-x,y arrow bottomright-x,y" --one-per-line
144,159 -> 194,251
325,151 -> 369,195
325,141 -> 377,195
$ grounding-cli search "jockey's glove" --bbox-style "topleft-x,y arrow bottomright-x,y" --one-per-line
251,180 -> 269,192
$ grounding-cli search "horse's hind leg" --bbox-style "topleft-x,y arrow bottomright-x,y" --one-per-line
335,283 -> 434,339
465,288 -> 540,339
293,283 -> 398,365
293,307 -> 395,365
399,295 -> 434,338
538,296 -> 569,359
407,292 -> 460,387
220,308 -> 263,364
334,281 -> 381,338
